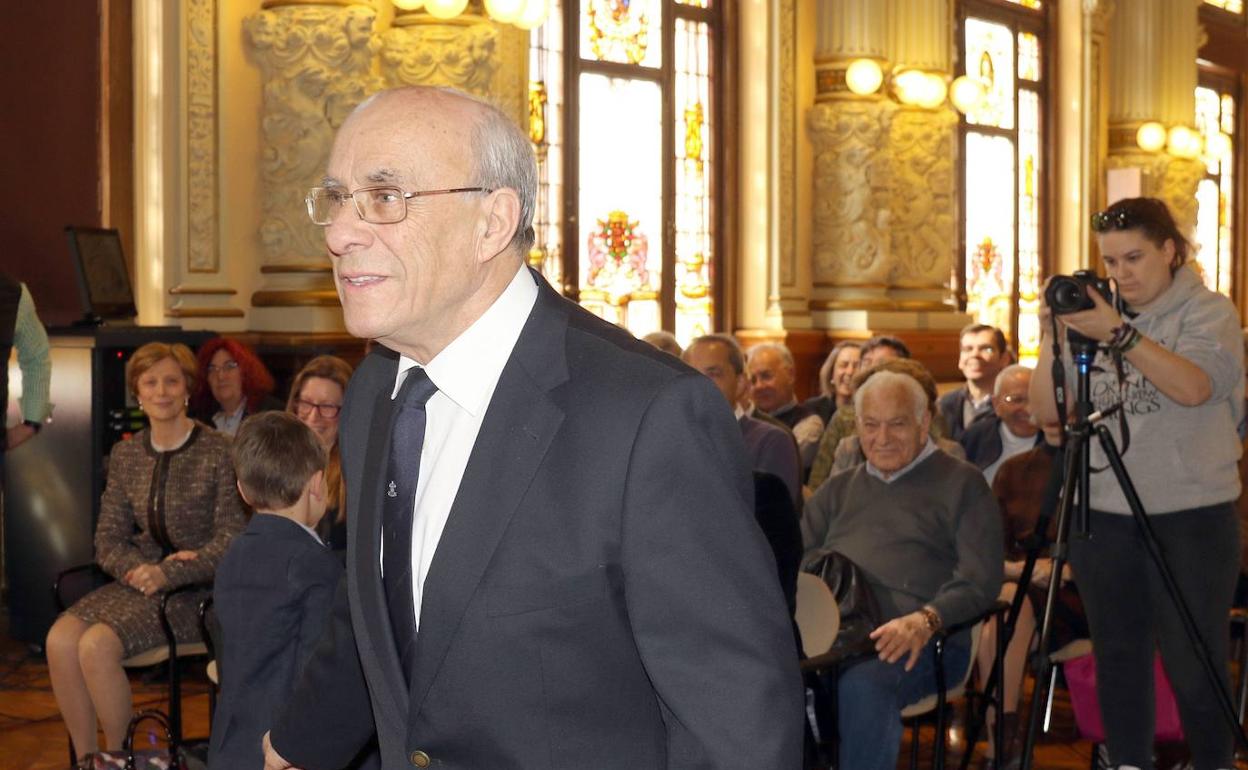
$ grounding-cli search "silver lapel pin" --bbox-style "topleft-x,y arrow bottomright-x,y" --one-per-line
387,481 -> 397,498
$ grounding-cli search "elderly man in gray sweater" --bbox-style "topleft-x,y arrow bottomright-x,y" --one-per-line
802,370 -> 1003,770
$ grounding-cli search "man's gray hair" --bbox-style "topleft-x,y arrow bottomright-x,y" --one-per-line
688,333 -> 745,375
993,364 -> 1034,396
747,342 -> 795,370
854,370 -> 927,423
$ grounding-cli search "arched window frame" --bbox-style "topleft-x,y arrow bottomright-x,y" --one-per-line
955,0 -> 1053,366
528,0 -> 729,343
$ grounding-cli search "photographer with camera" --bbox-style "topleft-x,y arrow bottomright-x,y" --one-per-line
1029,197 -> 1244,770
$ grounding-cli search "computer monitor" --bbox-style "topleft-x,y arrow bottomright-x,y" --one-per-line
65,226 -> 137,324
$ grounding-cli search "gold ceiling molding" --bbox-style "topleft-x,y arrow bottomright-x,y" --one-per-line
260,262 -> 333,273
263,0 -> 362,8
252,289 -> 342,307
168,285 -> 237,295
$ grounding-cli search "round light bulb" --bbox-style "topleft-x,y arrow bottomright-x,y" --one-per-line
1168,125 -> 1201,159
1136,121 -> 1167,153
425,0 -> 469,19
892,69 -> 928,106
844,59 -> 884,96
917,73 -> 948,109
514,0 -> 549,29
484,0 -> 525,23
949,75 -> 985,114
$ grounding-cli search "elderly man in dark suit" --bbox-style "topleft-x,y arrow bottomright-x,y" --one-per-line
262,86 -> 802,770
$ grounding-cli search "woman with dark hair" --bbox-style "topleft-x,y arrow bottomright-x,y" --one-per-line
45,342 -> 245,765
1031,196 -> 1243,770
191,337 -> 280,436
287,355 -> 354,552
803,341 -> 861,424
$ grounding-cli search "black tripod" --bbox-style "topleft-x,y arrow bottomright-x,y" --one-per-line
1017,333 -> 1248,770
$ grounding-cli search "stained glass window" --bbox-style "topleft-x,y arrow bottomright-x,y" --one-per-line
1193,83 -> 1235,296
532,1 -> 721,345
1205,0 -> 1244,14
528,4 -> 564,284
959,2 -> 1047,366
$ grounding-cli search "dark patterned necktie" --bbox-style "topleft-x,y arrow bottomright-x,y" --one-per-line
383,367 -> 438,685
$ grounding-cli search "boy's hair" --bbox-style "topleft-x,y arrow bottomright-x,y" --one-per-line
232,412 -> 327,511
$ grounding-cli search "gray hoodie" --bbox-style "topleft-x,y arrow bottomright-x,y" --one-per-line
1067,266 -> 1244,515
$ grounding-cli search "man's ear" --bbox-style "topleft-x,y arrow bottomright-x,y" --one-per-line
236,480 -> 255,508
307,469 -> 327,501
477,187 -> 522,264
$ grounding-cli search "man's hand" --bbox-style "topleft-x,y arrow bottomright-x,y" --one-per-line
123,563 -> 169,597
869,611 -> 934,671
6,422 -> 36,450
263,730 -> 297,770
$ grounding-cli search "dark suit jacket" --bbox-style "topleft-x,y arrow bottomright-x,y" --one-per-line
959,413 -> 1043,471
938,386 -> 991,443
740,414 -> 802,508
272,269 -> 803,769
209,514 -> 342,770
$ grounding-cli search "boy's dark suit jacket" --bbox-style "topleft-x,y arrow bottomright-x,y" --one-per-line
209,513 -> 342,770
271,269 -> 803,769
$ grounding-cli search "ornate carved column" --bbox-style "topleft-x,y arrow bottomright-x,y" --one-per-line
807,0 -> 961,332
380,3 -> 528,127
242,0 -> 381,327
1105,0 -> 1203,235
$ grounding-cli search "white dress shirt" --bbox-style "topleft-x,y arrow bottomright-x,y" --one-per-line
387,265 -> 538,630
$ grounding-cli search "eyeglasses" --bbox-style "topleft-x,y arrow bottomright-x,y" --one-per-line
294,398 -> 342,419
305,185 -> 493,226
205,360 -> 239,374
1090,208 -> 1133,232
1000,393 -> 1029,405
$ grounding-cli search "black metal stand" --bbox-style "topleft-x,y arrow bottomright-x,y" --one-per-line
1018,338 -> 1248,770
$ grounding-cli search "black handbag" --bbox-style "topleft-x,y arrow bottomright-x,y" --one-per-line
802,549 -> 883,667
88,710 -> 185,770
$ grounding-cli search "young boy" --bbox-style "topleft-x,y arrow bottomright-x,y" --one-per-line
208,412 -> 342,770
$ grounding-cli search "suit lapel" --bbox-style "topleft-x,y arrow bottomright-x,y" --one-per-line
351,373 -> 411,718
407,274 -> 570,720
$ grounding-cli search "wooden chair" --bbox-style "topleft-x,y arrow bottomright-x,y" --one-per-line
54,563 -> 209,767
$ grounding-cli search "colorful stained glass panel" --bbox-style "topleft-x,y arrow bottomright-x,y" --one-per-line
964,18 -> 1015,130
528,5 -> 565,284
674,17 -> 713,345
675,0 -> 709,6
577,73 -> 664,335
1017,89 -> 1042,366
964,132 -> 1017,341
1018,32 -> 1040,82
1194,84 -> 1236,296
581,0 -> 661,68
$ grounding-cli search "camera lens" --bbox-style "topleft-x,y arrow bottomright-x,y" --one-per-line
1045,276 -> 1091,315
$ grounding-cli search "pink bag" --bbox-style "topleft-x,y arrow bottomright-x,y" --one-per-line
1063,651 -> 1185,742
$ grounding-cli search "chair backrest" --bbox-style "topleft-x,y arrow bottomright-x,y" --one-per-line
795,572 -> 840,657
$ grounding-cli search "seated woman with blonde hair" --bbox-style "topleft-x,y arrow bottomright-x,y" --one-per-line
45,342 -> 246,766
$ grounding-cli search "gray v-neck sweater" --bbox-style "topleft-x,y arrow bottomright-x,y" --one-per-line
801,450 -> 1003,625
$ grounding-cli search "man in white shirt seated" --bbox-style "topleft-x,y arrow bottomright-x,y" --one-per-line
959,364 -> 1042,485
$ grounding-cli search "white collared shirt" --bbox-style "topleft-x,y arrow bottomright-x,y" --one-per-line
386,265 -> 538,629
865,437 -> 938,484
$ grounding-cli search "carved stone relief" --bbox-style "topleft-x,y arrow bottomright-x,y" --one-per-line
187,0 -> 218,273
244,4 -> 382,263
1103,152 -> 1203,237
779,0 -> 797,288
887,106 -> 957,289
380,18 -> 499,96
808,100 -> 893,286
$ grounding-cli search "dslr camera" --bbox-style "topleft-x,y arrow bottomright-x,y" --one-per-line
1044,269 -> 1113,315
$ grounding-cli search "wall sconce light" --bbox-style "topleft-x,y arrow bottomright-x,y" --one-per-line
396,0 -> 548,27
949,75 -> 986,114
892,69 -> 947,109
1167,125 -> 1203,159
845,58 -> 885,96
1135,121 -> 1167,153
